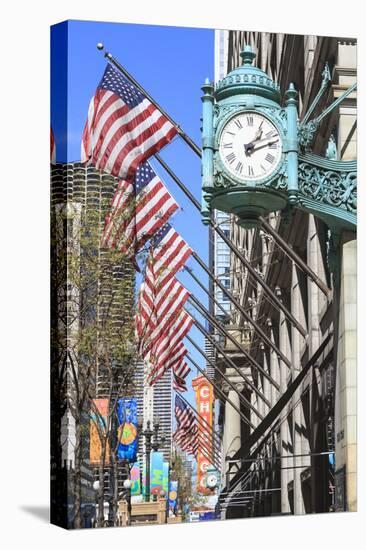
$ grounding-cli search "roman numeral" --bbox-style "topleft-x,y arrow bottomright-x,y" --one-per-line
226,131 -> 235,136
246,115 -> 253,126
265,153 -> 275,164
235,161 -> 243,174
260,164 -> 266,172
223,142 -> 233,149
226,152 -> 236,164
248,165 -> 254,176
269,142 -> 278,149
266,130 -> 277,139
234,119 -> 243,129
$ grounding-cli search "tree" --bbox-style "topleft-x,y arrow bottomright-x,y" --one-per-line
171,450 -> 206,520
51,166 -> 137,529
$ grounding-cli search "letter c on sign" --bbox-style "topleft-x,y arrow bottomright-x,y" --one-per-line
200,386 -> 210,399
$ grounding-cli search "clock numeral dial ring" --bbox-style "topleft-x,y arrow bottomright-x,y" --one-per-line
219,112 -> 282,182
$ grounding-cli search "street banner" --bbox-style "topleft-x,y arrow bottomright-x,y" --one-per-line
168,480 -> 178,513
150,451 -> 164,496
162,461 -> 169,495
90,398 -> 110,465
130,463 -> 141,496
117,398 -> 138,462
192,376 -> 214,495
141,462 -> 146,497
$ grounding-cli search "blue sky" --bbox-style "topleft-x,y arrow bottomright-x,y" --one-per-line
51,20 -> 215,406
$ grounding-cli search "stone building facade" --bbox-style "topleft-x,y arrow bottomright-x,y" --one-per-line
214,30 -> 356,517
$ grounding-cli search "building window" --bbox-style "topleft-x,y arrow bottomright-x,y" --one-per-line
217,241 -> 229,251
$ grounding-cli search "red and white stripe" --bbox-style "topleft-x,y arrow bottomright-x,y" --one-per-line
145,228 -> 192,291
148,341 -> 188,386
50,127 -> 56,164
173,424 -> 199,457
136,276 -> 190,355
173,359 -> 191,392
147,311 -> 193,384
100,174 -> 178,255
81,89 -> 177,180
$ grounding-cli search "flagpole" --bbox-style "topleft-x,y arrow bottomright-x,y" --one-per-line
185,334 -> 263,422
95,44 -> 307,339
177,393 -> 222,446
154,153 -> 307,339
186,354 -> 253,430
95,44 -> 313,336
191,252 -> 291,368
184,265 -> 231,321
189,310 -> 271,406
96,43 -> 201,158
189,294 -> 280,392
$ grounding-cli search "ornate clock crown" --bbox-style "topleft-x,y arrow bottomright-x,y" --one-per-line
215,45 -> 281,103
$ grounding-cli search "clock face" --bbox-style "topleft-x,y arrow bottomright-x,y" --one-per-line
206,474 -> 218,488
219,112 -> 282,182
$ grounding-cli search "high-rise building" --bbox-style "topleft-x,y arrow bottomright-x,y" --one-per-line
51,162 -> 135,525
205,30 -> 232,381
214,31 -> 356,518
134,357 -> 173,465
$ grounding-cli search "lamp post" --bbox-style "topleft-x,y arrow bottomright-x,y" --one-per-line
92,480 -> 109,527
137,416 -> 166,502
123,478 -> 132,525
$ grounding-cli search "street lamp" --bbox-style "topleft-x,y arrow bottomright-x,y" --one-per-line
123,478 -> 133,525
137,417 -> 166,502
92,479 -> 109,527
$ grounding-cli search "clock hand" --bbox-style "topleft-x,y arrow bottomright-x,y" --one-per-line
251,137 -> 279,152
245,137 -> 278,155
244,126 -> 267,154
253,124 -> 263,141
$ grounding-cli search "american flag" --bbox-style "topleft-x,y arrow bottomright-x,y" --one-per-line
174,424 -> 199,456
173,358 -> 191,393
81,64 -> 177,180
136,276 -> 190,357
147,310 -> 193,385
101,161 -> 178,256
144,223 -> 192,290
50,127 -> 56,164
173,395 -> 199,456
148,341 -> 188,386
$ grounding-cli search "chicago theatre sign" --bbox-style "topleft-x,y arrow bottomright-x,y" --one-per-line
192,376 -> 214,494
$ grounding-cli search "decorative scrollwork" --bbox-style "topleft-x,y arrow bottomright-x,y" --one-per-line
214,170 -> 227,188
262,161 -> 288,190
298,120 -> 319,151
298,161 -> 357,213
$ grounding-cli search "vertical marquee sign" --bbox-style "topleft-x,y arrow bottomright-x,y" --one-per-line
192,376 -> 214,495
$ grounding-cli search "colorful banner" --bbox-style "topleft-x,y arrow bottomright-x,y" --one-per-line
117,398 -> 138,462
150,451 -> 164,496
142,464 -> 146,497
130,463 -> 141,496
162,461 -> 169,496
168,480 -> 178,513
90,398 -> 110,465
192,376 -> 214,495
